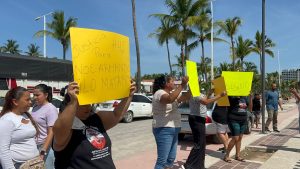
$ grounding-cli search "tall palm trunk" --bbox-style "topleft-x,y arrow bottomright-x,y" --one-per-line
231,36 -> 235,70
131,0 -> 141,92
166,39 -> 172,74
183,26 -> 188,62
200,39 -> 207,82
62,40 -> 67,60
181,44 -> 185,76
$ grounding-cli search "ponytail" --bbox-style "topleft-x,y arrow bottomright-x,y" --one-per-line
35,84 -> 53,102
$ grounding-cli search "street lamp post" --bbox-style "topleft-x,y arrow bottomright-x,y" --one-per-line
210,0 -> 215,81
35,12 -> 53,58
261,0 -> 266,134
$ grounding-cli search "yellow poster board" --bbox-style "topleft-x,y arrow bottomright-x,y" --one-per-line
222,71 -> 253,96
70,27 -> 130,105
186,60 -> 200,97
212,77 -> 230,106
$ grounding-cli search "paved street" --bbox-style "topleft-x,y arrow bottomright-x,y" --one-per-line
108,99 -> 299,169
107,117 -> 155,161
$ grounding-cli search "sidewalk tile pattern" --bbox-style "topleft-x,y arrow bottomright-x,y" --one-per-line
208,119 -> 299,169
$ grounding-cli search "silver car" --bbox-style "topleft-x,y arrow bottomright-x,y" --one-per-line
178,101 -> 254,142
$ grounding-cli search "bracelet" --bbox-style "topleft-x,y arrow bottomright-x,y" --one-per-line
40,150 -> 47,156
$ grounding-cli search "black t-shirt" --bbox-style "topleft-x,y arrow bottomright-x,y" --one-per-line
228,96 -> 248,122
54,114 -> 116,169
252,98 -> 261,111
212,105 -> 228,124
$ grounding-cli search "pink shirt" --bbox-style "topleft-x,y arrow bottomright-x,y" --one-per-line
31,103 -> 58,145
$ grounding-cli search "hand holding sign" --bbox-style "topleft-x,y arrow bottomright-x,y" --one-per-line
70,27 -> 130,105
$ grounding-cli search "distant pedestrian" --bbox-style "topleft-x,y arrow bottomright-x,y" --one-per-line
252,94 -> 261,128
290,82 -> 300,133
223,95 -> 252,163
32,84 -> 58,169
182,90 -> 227,169
152,75 -> 189,169
265,83 -> 283,133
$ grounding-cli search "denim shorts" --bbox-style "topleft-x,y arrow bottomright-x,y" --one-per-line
228,121 -> 247,136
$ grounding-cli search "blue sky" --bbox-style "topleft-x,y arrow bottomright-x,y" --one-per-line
0,0 -> 299,76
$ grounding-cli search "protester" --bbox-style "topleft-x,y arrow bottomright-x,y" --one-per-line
223,95 -> 252,163
52,81 -> 136,169
212,90 -> 230,154
152,75 -> 189,169
0,87 -> 42,169
290,83 -> 300,133
252,94 -> 261,129
182,90 -> 227,169
32,84 -> 58,168
265,83 -> 283,132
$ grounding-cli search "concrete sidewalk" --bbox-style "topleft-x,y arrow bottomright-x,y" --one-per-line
115,100 -> 299,169
259,134 -> 300,169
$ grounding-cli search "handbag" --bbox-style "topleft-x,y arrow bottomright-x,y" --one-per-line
19,156 -> 45,169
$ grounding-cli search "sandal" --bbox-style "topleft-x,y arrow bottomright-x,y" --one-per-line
235,157 -> 246,162
223,157 -> 233,163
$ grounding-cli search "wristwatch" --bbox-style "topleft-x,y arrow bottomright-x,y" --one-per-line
40,149 -> 47,156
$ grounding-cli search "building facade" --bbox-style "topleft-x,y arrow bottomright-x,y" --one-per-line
281,69 -> 300,82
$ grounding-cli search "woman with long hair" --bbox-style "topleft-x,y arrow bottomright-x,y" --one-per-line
52,81 -> 136,169
0,87 -> 40,169
152,75 -> 189,169
32,84 -> 58,168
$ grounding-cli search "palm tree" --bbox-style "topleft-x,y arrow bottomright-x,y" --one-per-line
26,44 -> 41,57
215,62 -> 231,76
252,31 -> 275,72
244,61 -> 258,73
35,11 -> 77,60
188,8 -> 226,81
218,17 -> 242,70
235,36 -> 253,70
2,39 -> 21,54
149,18 -> 177,74
131,0 -> 142,92
152,0 -> 208,67
172,54 -> 187,76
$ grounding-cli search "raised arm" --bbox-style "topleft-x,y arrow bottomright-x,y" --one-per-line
0,120 -> 15,169
97,81 -> 136,130
53,82 -> 79,151
160,76 -> 189,104
199,91 -> 227,105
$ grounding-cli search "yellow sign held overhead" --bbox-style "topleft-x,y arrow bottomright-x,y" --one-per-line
70,27 -> 130,105
186,60 -> 200,97
222,71 -> 253,96
212,77 -> 230,106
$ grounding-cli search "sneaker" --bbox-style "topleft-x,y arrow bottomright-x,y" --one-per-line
273,129 -> 280,133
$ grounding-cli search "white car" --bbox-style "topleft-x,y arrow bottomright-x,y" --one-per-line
96,93 -> 153,123
178,101 -> 254,143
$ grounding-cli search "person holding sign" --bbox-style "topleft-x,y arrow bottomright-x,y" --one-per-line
52,81 -> 136,169
182,90 -> 227,169
152,75 -> 189,169
223,95 -> 252,163
290,83 -> 300,133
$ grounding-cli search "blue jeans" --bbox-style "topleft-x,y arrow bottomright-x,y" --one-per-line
153,127 -> 180,169
37,144 -> 55,169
